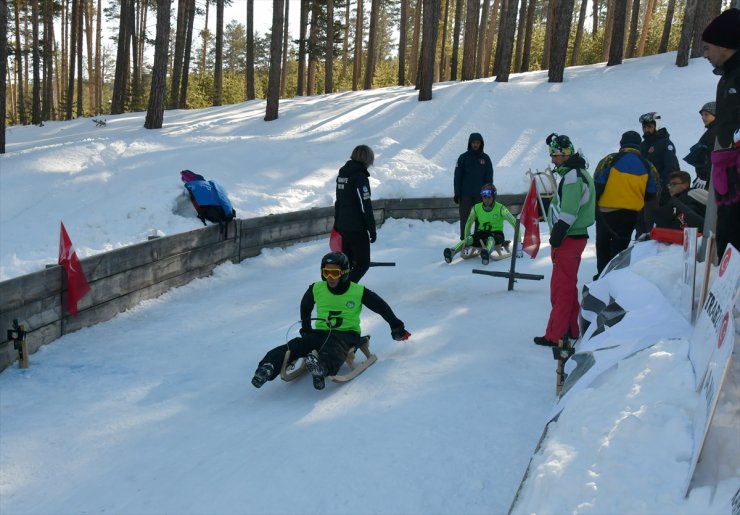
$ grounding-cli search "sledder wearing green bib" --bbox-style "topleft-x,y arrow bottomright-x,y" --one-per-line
443,184 -> 522,265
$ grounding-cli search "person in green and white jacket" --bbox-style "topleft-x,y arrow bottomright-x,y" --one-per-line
533,134 -> 596,348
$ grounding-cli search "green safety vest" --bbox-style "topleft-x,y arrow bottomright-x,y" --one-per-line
312,281 -> 365,334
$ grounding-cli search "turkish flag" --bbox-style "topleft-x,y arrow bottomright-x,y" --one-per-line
58,222 -> 91,317
520,179 -> 541,258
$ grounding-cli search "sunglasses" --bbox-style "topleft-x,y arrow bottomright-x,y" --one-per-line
481,190 -> 494,198
667,182 -> 685,188
322,268 -> 344,280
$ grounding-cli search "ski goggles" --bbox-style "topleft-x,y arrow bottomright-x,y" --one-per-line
481,189 -> 494,198
322,268 -> 344,280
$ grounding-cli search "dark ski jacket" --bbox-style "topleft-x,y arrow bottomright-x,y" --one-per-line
713,50 -> 740,149
334,159 -> 377,239
684,122 -> 716,183
641,128 -> 679,188
454,133 -> 494,197
655,188 -> 706,230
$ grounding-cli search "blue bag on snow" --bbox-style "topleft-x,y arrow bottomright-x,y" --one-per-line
181,170 -> 236,226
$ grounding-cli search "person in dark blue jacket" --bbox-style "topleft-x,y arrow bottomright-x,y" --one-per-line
637,112 -> 679,236
333,145 -> 377,283
453,133 -> 494,240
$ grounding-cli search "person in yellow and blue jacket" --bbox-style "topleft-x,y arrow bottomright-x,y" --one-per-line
443,184 -> 522,265
251,252 -> 410,391
593,131 -> 659,276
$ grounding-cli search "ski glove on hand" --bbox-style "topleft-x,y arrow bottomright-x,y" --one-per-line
516,242 -> 524,258
453,195 -> 460,205
549,220 -> 570,249
391,324 -> 411,341
369,232 -> 377,243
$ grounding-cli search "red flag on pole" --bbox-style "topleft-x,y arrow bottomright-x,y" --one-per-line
520,179 -> 541,258
329,226 -> 343,252
58,222 -> 91,317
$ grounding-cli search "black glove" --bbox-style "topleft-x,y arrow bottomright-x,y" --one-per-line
453,195 -> 460,205
369,232 -> 377,243
391,324 -> 411,341
549,220 -> 569,249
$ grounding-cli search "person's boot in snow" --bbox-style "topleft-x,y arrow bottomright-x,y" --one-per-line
305,353 -> 327,390
251,363 -> 274,388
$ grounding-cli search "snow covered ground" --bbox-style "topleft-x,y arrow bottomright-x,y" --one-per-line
0,52 -> 738,514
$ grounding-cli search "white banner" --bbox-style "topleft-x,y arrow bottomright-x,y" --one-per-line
689,244 -> 740,390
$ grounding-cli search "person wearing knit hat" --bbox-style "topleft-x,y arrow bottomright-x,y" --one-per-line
592,132 -> 659,276
683,102 -> 717,190
533,134 -> 595,348
701,8 -> 740,259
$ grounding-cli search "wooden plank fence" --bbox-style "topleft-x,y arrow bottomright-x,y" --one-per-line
0,195 -> 524,371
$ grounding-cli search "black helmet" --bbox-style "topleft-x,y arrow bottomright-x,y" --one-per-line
320,252 -> 351,283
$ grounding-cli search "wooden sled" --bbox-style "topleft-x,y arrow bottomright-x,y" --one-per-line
461,240 -> 511,262
280,335 -> 377,384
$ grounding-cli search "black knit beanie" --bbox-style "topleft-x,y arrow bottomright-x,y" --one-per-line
702,8 -> 740,50
620,130 -> 642,150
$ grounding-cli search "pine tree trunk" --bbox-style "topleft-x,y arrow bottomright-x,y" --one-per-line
513,0 -> 527,74
179,0 -> 195,108
482,0 -> 499,75
213,0 -> 224,106
324,0 -> 333,92
494,0 -> 517,81
84,0 -> 94,115
658,0 -> 676,54
607,0 -> 627,66
307,0 -> 320,95
419,0 -> 441,100
281,0 -> 291,96
399,0 -> 408,84
169,0 -> 186,109
625,0 -> 639,58
246,0 -> 255,99
31,0 -> 41,124
265,0 -> 285,121
342,0 -> 349,77
548,0 -> 574,81
592,0 -> 599,37
365,0 -> 380,89
43,0 -> 55,119
144,0 -> 170,129
460,0 -> 479,80
520,0 -> 535,71
76,0 -> 83,116
201,0 -> 209,74
690,0 -> 709,59
450,0 -> 463,80
408,0 -> 422,85
65,0 -> 77,119
675,0 -> 697,67
1,0 -> 7,152
297,0 -> 308,94
602,0 -> 614,62
570,0 -> 588,66
636,0 -> 654,57
352,0 -> 363,90
542,0 -> 556,70
475,0 -> 489,78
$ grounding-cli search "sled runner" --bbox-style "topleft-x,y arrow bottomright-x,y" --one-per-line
280,335 -> 377,384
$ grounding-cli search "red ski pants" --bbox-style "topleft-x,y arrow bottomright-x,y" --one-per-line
545,237 -> 587,343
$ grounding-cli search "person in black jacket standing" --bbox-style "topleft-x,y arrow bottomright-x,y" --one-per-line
453,133 -> 494,240
683,102 -> 717,190
334,145 -> 377,283
702,8 -> 740,258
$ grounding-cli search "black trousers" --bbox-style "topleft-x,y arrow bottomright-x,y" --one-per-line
259,330 -> 362,380
596,209 -> 638,274
458,195 -> 482,240
340,230 -> 371,282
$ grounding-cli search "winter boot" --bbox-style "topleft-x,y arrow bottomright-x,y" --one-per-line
481,248 -> 490,265
305,353 -> 327,390
251,363 -> 274,388
443,248 -> 454,263
533,336 -> 558,347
